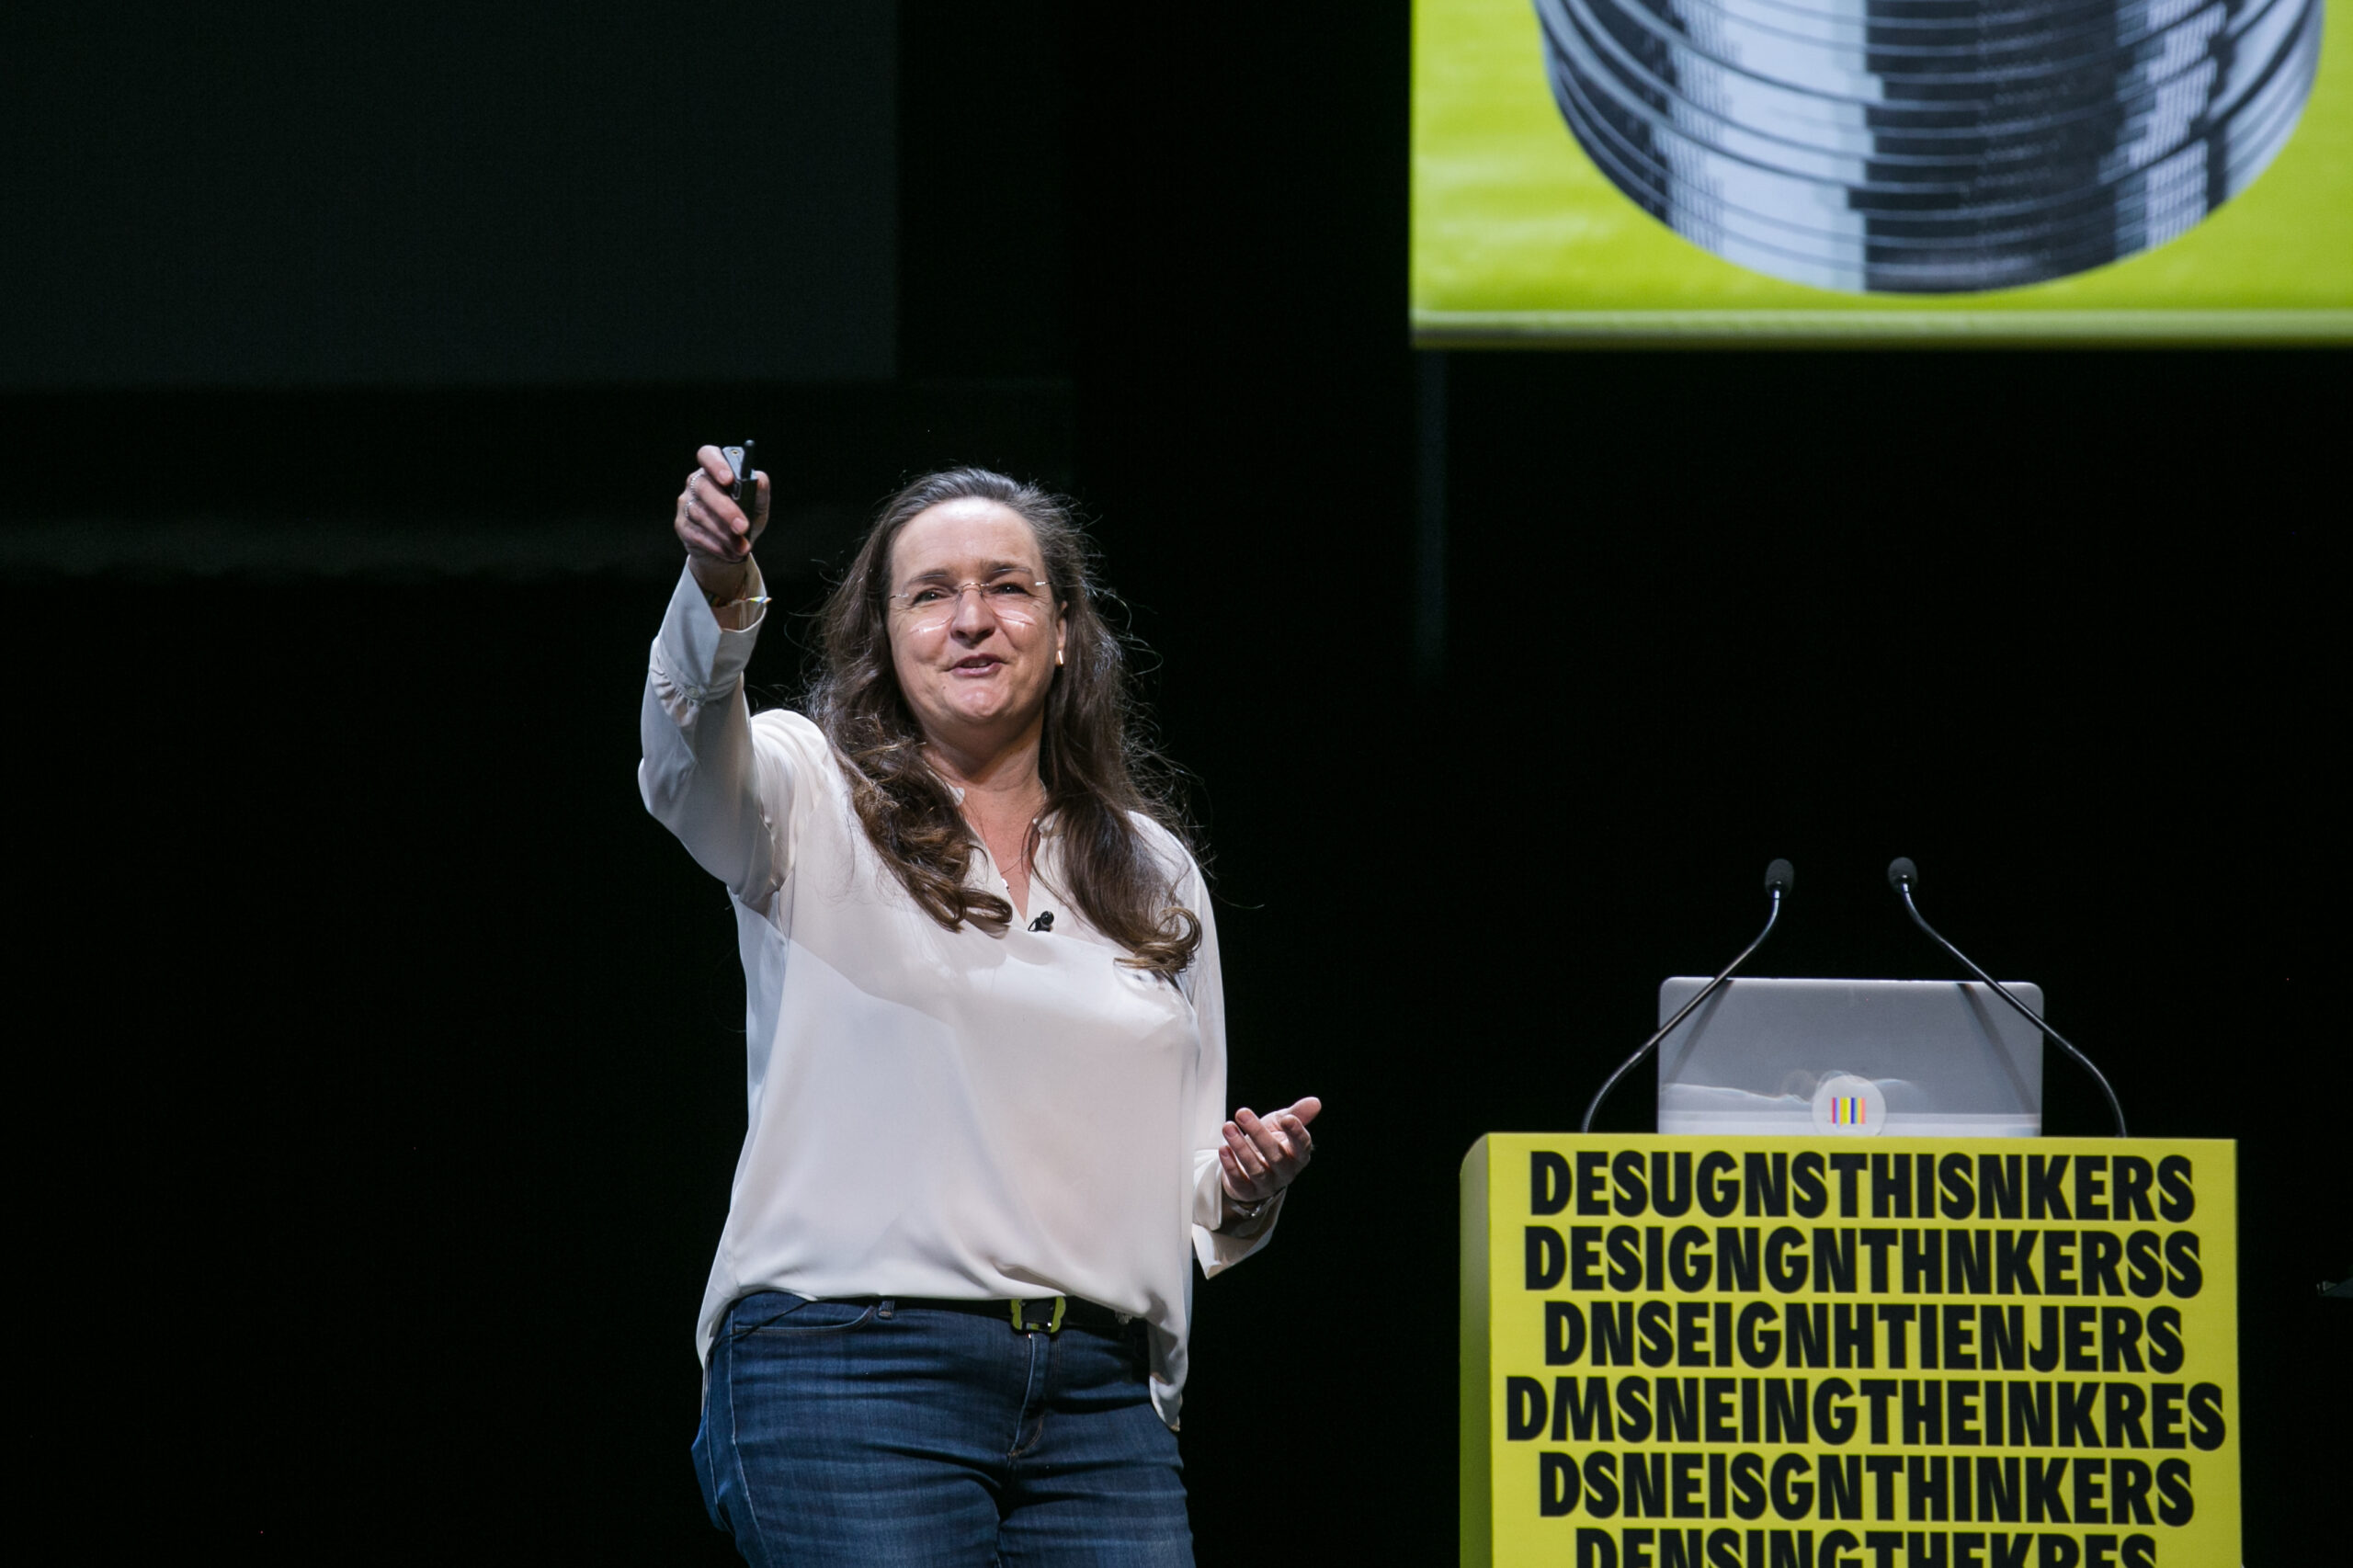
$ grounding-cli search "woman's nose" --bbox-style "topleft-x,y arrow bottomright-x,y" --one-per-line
949,587 -> 997,635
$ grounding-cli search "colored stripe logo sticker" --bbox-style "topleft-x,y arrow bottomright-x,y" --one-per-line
1810,1073 -> 1887,1136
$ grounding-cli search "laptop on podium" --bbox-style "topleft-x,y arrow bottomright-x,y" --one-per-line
1654,977 -> 2044,1138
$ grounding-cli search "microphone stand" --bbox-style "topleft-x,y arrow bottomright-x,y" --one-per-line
1888,859 -> 2128,1139
1582,862 -> 1790,1134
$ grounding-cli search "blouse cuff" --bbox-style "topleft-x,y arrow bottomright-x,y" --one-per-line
1194,1189 -> 1284,1277
1190,1154 -> 1286,1277
653,561 -> 766,705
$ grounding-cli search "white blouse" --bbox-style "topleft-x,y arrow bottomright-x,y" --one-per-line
638,564 -> 1279,1426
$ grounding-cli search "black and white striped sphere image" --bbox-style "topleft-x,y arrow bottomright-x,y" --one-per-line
1534,0 -> 2325,292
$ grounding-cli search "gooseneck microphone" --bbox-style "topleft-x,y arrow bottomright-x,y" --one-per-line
1582,859 -> 1793,1134
1887,858 -> 2128,1138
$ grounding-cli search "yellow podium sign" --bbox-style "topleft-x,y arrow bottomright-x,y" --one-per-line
1461,1135 -> 2239,1568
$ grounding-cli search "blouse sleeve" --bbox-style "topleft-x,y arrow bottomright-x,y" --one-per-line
1181,860 -> 1287,1276
637,562 -> 802,912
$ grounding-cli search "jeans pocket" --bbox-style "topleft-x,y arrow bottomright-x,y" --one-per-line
729,1293 -> 878,1339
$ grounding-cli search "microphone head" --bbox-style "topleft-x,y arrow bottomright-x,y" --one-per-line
1764,858 -> 1794,894
1888,857 -> 1919,891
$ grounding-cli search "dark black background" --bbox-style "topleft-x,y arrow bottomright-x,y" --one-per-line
6,2 -> 2345,1561
0,4 -> 895,383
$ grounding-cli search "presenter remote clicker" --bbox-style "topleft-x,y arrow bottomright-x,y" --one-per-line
723,442 -> 757,516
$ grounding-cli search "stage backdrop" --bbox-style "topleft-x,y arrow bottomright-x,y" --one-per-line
0,3 -> 895,386
1412,0 -> 2353,343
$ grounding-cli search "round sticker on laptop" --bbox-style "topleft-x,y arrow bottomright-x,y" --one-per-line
1811,1073 -> 1886,1136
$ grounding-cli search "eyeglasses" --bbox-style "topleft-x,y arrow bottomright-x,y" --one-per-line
888,577 -> 1052,631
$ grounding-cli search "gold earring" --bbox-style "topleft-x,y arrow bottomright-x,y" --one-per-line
1056,649 -> 1065,666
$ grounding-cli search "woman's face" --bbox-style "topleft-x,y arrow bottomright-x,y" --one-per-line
885,497 -> 1067,764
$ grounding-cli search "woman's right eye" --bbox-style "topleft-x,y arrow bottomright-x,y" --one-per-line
907,588 -> 948,606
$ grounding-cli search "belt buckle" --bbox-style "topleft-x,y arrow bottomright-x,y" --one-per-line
1009,1296 -> 1065,1334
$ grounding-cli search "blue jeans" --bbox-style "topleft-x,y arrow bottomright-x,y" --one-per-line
693,1293 -> 1195,1568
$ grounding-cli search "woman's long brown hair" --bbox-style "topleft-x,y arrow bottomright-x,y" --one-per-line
801,469 -> 1202,977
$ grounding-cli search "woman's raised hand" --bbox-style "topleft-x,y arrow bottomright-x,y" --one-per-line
1218,1096 -> 1321,1214
676,445 -> 769,594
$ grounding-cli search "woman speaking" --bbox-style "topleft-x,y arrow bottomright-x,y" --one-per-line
642,448 -> 1320,1566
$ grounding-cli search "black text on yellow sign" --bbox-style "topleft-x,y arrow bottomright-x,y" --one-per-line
1461,1135 -> 2238,1568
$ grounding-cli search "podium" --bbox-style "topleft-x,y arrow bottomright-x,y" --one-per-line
1461,1134 -> 2240,1568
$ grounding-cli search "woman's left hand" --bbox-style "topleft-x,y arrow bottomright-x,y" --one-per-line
1218,1096 -> 1321,1212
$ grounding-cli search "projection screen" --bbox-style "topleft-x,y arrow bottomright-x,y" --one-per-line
1411,0 -> 2353,343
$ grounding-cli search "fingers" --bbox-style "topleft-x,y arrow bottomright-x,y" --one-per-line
1283,1096 -> 1323,1128
1233,1107 -> 1281,1164
1221,1119 -> 1272,1193
676,449 -> 757,562
676,478 -> 743,561
1236,1105 -> 1313,1170
1220,1102 -> 1316,1207
703,445 -> 771,532
1217,1142 -> 1263,1200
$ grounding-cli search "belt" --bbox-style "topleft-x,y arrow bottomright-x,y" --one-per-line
846,1294 -> 1134,1335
